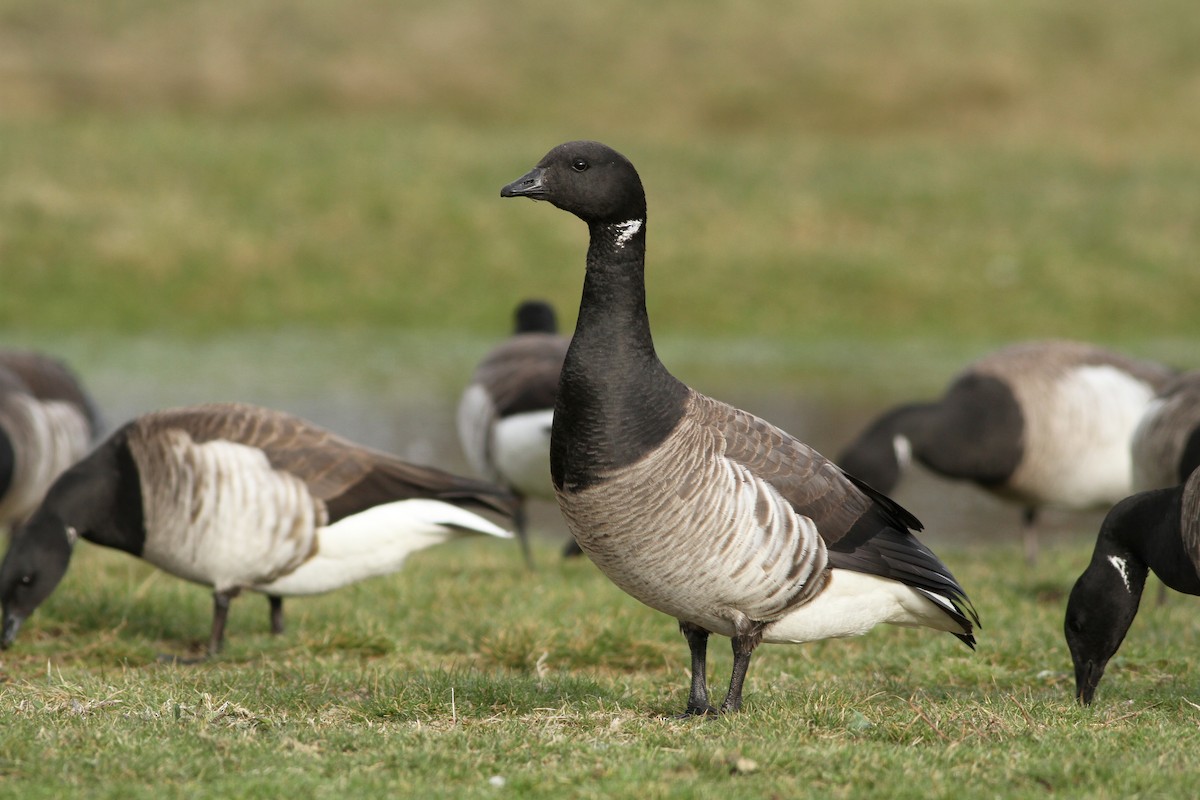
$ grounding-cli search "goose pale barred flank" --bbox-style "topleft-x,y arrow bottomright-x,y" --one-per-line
0,402 -> 516,656
501,140 -> 978,716
1065,465 -> 1200,705
838,340 -> 1176,563
0,350 -> 101,536
457,299 -> 570,567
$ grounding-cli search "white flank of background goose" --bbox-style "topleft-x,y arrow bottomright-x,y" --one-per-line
500,140 -> 978,716
837,340 -> 1176,563
457,299 -> 570,566
1064,465 -> 1200,704
0,350 -> 101,535
1131,371 -> 1200,492
0,402 -> 516,655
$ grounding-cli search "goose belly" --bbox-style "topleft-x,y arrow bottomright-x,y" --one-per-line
556,444 -> 827,637
491,410 -> 554,499
256,499 -> 507,595
1008,365 -> 1158,508
762,569 -> 963,644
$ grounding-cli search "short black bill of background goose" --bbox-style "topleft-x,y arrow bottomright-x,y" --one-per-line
501,140 -> 978,716
1131,371 -> 1200,492
0,402 -> 516,656
1064,465 -> 1200,704
837,340 -> 1176,563
0,350 -> 101,537
457,299 -> 570,566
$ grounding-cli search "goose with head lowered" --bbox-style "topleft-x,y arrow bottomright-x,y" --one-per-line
838,340 -> 1175,563
500,140 -> 979,716
0,350 -> 101,537
0,402 -> 516,656
457,299 -> 571,566
1065,465 -> 1200,705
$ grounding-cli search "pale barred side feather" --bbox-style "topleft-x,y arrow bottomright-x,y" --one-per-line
1132,374 -> 1200,490
0,395 -> 94,525
1182,468 -> 1200,575
128,428 -> 322,592
557,406 -> 829,638
456,383 -> 498,481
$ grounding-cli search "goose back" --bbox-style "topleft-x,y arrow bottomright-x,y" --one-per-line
1132,372 -> 1200,490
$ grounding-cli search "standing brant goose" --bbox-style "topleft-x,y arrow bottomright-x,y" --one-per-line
0,402 -> 516,655
837,340 -> 1175,563
1064,465 -> 1200,704
501,140 -> 978,716
1131,371 -> 1200,492
457,299 -> 571,566
0,350 -> 101,536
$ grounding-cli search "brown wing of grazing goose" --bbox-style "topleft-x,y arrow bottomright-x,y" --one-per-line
473,334 -> 568,419
139,404 -> 519,522
0,351 -> 102,432
704,395 -> 978,637
1182,468 -> 1200,576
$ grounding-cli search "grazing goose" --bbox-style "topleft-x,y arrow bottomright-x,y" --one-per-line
500,140 -> 978,716
457,299 -> 571,566
1131,371 -> 1200,492
0,350 -> 101,536
1064,465 -> 1200,704
0,402 -> 516,655
837,340 -> 1175,563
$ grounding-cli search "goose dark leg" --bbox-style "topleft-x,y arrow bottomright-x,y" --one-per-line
719,632 -> 760,714
268,595 -> 284,635
514,499 -> 535,570
678,622 -> 718,717
209,588 -> 240,655
1021,507 -> 1039,566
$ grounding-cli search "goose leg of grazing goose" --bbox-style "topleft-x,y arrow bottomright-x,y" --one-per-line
719,632 -> 762,715
1021,507 -> 1039,566
513,500 -> 534,570
678,622 -> 719,717
268,595 -> 284,635
208,588 -> 241,655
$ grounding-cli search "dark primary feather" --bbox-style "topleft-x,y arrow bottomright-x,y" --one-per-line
135,404 -> 518,520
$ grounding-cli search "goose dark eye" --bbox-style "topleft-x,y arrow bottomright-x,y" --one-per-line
571,159 -> 588,172
19,574 -> 34,586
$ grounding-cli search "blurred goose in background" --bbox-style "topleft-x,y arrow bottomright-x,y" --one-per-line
0,350 -> 101,536
1064,465 -> 1200,705
0,402 -> 516,656
457,299 -> 571,566
501,140 -> 978,716
1131,371 -> 1200,492
837,340 -> 1176,563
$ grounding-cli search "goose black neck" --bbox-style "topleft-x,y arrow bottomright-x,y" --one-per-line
1110,486 -> 1200,596
551,218 -> 688,491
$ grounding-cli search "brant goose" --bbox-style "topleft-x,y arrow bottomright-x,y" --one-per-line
457,299 -> 570,566
501,140 -> 978,715
1132,371 -> 1200,492
1064,465 -> 1200,704
0,402 -> 515,655
0,350 -> 101,536
838,340 -> 1175,562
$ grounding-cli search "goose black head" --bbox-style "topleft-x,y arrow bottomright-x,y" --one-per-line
501,140 -> 647,226
0,511 -> 76,648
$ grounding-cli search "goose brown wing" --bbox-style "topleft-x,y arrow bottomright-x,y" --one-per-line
473,334 -> 567,418
700,394 -> 977,634
141,403 -> 518,521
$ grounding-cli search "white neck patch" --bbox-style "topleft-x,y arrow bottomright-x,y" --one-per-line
1107,555 -> 1131,592
892,434 -> 913,469
65,525 -> 80,547
614,218 -> 643,249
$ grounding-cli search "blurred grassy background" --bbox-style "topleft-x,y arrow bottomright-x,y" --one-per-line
1,0 -> 1197,347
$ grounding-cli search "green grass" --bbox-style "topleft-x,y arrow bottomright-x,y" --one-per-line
1,0 -> 1199,347
1,535 -> 1198,799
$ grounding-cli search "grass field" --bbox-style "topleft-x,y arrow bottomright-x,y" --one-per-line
3,1 -> 1200,797
1,536 -> 1198,799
